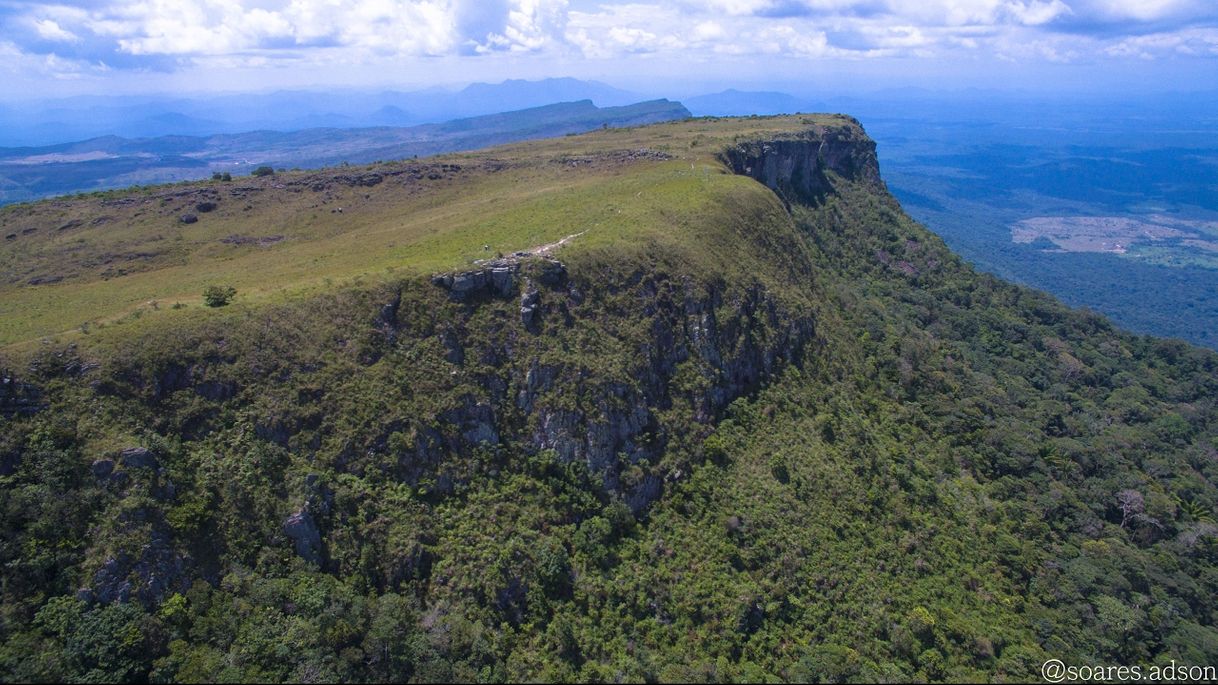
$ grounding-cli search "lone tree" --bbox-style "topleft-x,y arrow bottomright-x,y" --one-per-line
203,285 -> 237,307
1117,489 -> 1145,528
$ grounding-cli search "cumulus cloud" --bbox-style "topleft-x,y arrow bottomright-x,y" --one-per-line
0,0 -> 568,69
1104,26 -> 1218,58
0,0 -> 1214,82
31,18 -> 79,42
567,0 -> 1218,60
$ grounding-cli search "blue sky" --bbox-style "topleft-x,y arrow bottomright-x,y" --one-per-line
1,0 -> 1216,98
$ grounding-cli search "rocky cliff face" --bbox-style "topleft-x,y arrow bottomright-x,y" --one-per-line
76,255 -> 817,598
720,122 -> 883,205
18,126 -> 871,600
409,255 -> 817,513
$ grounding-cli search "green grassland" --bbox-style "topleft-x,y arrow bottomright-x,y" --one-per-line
0,115 -> 835,351
2,115 -> 1218,683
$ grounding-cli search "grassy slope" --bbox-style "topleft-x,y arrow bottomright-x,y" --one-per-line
0,115 -> 832,350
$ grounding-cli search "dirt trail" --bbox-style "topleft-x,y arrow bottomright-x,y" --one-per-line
521,230 -> 587,256
473,231 -> 587,267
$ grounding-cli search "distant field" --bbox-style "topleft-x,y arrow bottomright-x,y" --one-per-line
1011,215 -> 1218,266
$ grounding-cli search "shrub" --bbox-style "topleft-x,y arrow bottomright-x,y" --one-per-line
251,166 -> 274,177
202,285 -> 236,307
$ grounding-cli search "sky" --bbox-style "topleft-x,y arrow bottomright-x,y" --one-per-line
1,0 -> 1216,99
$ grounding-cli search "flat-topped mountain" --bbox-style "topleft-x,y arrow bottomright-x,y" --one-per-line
1,116 -> 1216,682
0,99 -> 690,206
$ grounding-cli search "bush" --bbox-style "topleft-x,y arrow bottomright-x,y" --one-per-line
251,166 -> 274,177
202,285 -> 236,307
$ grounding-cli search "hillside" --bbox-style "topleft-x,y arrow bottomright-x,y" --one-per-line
2,116 -> 1217,682
0,99 -> 689,206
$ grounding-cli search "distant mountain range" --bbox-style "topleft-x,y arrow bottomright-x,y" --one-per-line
0,78 -> 644,147
682,89 -> 820,117
0,99 -> 689,205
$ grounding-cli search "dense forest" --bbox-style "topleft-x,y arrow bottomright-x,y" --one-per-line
2,117 -> 1217,682
877,134 -> 1218,350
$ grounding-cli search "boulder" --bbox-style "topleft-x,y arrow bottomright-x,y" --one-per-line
90,528 -> 190,606
120,447 -> 158,470
450,270 -> 488,295
520,287 -> 541,331
440,329 -> 464,365
92,557 -> 132,603
91,458 -> 115,480
0,449 -> 19,476
490,267 -> 515,296
284,509 -> 322,564
538,260 -> 567,287
0,375 -> 44,417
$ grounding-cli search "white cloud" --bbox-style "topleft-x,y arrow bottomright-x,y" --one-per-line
29,0 -> 568,61
465,0 -> 569,53
691,20 -> 726,42
1105,27 -> 1218,58
1081,0 -> 1201,23
31,18 -> 79,42
1005,0 -> 1072,26
0,38 -> 103,80
881,0 -> 1072,27
0,0 -> 1215,85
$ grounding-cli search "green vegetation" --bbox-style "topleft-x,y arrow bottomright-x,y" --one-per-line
1,115 -> 1217,683
201,285 -> 236,307
251,166 -> 275,177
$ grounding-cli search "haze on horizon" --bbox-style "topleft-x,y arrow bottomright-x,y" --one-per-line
1,0 -> 1216,102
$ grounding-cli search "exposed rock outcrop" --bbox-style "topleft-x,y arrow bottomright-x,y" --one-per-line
432,262 -> 517,300
720,122 -> 882,206
83,499 -> 193,607
91,458 -> 115,480
414,266 -> 815,512
0,374 -> 44,417
284,509 -> 323,565
520,286 -> 541,331
120,447 -> 158,470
